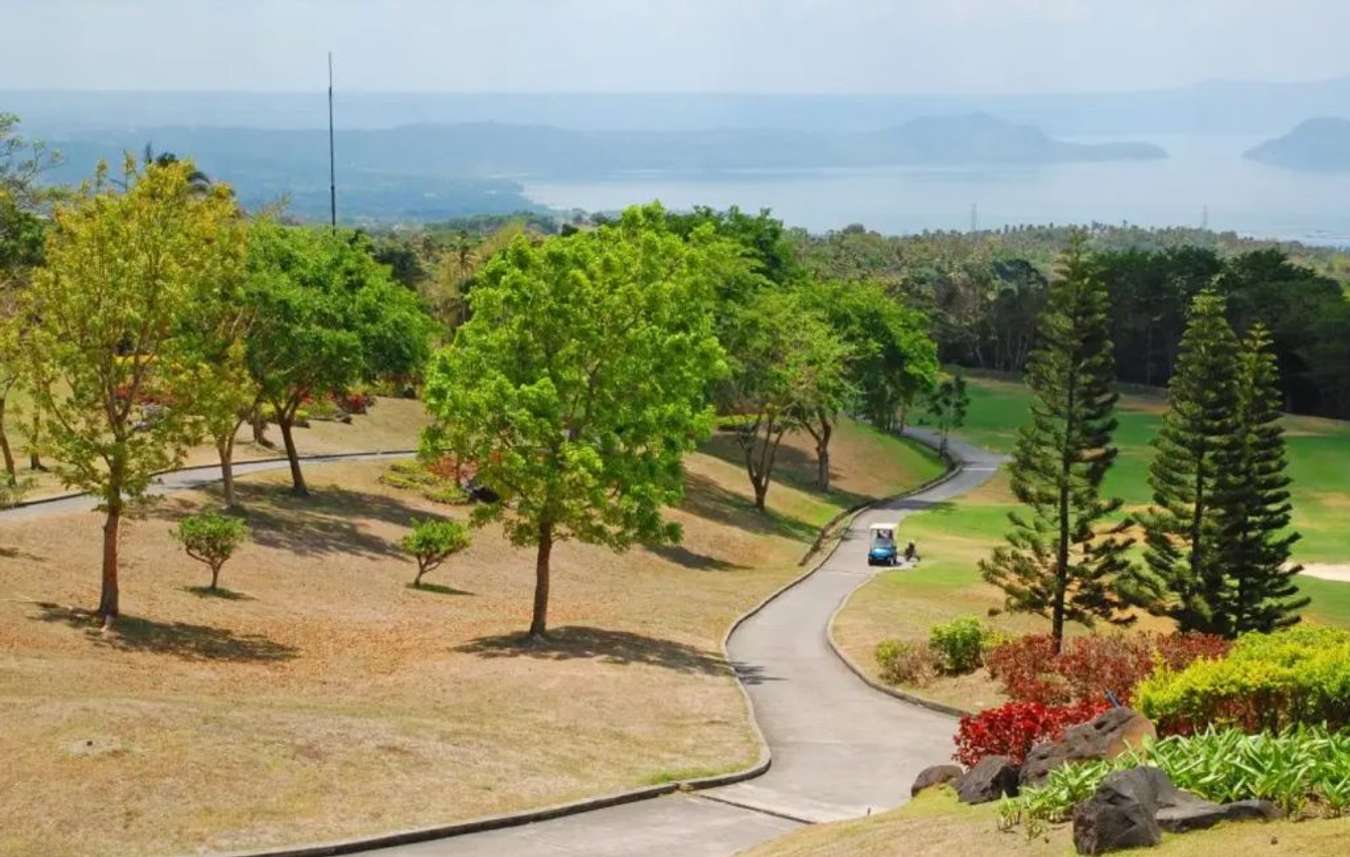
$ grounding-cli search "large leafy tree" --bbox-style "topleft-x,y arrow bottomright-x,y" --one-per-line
980,237 -> 1134,652
27,159 -> 246,624
1217,322 -> 1307,632
245,222 -> 433,495
422,204 -> 726,637
725,288 -> 852,506
801,278 -> 938,478
1125,291 -> 1244,635
1,114 -> 60,484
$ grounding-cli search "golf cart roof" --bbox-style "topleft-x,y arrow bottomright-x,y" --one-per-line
868,522 -> 900,532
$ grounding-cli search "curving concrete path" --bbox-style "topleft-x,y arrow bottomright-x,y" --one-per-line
1,434 -> 1002,857
0,451 -> 413,522
369,429 -> 1002,857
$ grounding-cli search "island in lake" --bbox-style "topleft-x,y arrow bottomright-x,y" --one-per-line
1245,117 -> 1350,171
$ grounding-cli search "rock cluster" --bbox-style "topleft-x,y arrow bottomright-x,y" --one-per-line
908,707 -> 1281,855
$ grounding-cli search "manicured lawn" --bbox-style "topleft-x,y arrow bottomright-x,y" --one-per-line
0,417 -> 938,856
741,787 -> 1350,857
838,376 -> 1350,711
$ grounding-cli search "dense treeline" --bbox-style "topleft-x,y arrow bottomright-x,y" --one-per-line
795,224 -> 1350,418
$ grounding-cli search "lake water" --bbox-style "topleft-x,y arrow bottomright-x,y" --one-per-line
521,135 -> 1350,246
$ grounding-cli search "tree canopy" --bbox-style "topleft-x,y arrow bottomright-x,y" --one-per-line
422,204 -> 728,637
244,222 -> 434,494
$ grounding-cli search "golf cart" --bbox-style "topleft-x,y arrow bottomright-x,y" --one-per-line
867,522 -> 900,566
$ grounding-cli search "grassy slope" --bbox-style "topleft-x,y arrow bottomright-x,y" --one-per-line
6,393 -> 435,503
742,787 -> 1349,857
834,376 -> 1350,711
0,416 -> 939,857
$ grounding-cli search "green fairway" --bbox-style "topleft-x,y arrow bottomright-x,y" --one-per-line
905,373 -> 1350,629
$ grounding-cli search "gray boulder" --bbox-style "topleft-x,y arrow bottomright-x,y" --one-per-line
910,764 -> 963,797
954,755 -> 1020,804
1021,707 -> 1156,787
1072,767 -> 1167,854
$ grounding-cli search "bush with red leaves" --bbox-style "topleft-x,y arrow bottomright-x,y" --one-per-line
953,699 -> 1110,767
985,632 -> 1230,707
332,389 -> 376,415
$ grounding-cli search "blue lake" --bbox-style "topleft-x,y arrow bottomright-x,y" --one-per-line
521,135 -> 1350,246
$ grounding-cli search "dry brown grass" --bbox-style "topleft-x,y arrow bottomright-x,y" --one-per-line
742,787 -> 1350,857
0,420 -> 938,857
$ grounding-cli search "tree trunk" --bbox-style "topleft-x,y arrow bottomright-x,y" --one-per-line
813,413 -> 833,492
209,564 -> 221,591
250,404 -> 270,447
753,478 -> 769,511
98,500 -> 122,625
530,521 -> 554,638
0,391 -> 15,483
27,409 -> 43,471
278,415 -> 308,496
217,435 -> 237,508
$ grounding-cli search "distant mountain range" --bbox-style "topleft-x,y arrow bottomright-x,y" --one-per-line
7,76 -> 1350,136
1245,118 -> 1350,171
31,113 -> 1162,221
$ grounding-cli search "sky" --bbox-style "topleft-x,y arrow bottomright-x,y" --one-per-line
2,0 -> 1347,94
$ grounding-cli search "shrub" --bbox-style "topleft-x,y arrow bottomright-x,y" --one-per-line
986,632 -> 1230,707
874,638 -> 939,686
1000,726 -> 1350,835
929,616 -> 989,675
173,513 -> 249,590
1136,627 -> 1350,735
333,388 -> 376,415
402,518 -> 471,588
380,459 -> 467,505
953,698 -> 1109,767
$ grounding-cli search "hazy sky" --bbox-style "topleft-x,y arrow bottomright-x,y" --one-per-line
3,0 -> 1346,94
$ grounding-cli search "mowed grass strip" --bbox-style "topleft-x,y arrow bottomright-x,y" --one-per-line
739,787 -> 1350,857
838,376 -> 1350,711
0,417 -> 938,857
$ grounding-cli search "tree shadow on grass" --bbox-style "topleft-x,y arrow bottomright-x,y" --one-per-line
681,473 -> 819,543
183,585 -> 254,601
0,546 -> 46,562
407,582 -> 474,596
31,603 -> 298,662
699,432 -> 874,509
454,625 -> 730,677
649,544 -> 750,572
146,482 -> 435,561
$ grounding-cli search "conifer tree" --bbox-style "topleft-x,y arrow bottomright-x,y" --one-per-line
1218,322 -> 1306,632
980,236 -> 1133,652
1125,291 -> 1243,634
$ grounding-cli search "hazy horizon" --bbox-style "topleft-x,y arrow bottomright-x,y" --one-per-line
3,1 -> 1348,95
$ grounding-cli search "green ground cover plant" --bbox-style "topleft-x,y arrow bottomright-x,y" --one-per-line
1000,726 -> 1350,835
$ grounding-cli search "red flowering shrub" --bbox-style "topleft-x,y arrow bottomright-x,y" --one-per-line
333,389 -> 376,415
953,699 -> 1110,767
983,634 -> 1065,704
986,632 -> 1231,707
1153,632 -> 1230,672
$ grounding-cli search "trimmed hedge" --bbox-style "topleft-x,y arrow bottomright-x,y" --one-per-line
1136,627 -> 1350,735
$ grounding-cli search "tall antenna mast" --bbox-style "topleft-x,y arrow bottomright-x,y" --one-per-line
970,202 -> 978,233
328,51 -> 337,231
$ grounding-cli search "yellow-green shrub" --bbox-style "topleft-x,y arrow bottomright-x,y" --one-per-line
1136,627 -> 1350,735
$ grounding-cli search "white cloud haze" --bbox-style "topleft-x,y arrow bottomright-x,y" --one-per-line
1,0 -> 1346,93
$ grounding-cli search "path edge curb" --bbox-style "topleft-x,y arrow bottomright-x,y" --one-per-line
819,433 -> 979,721
206,452 -> 917,857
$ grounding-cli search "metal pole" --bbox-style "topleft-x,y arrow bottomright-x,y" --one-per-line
328,51 -> 337,230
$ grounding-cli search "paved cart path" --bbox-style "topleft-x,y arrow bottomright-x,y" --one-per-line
374,430 -> 1002,857
1,434 -> 1002,857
